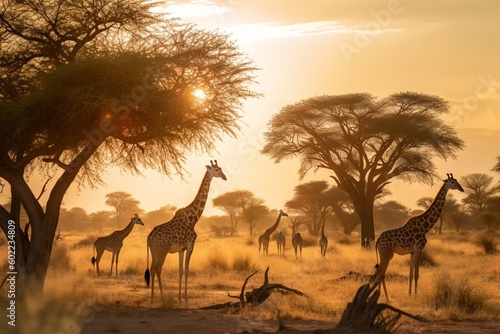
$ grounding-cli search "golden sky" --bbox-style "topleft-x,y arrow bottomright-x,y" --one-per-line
14,0 -> 500,217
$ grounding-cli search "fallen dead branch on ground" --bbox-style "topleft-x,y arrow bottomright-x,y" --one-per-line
200,266 -> 305,310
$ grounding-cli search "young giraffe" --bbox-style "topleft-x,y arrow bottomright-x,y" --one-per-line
258,209 -> 288,255
144,160 -> 226,305
292,232 -> 303,259
319,222 -> 328,258
91,214 -> 144,276
276,231 -> 286,256
373,173 -> 464,302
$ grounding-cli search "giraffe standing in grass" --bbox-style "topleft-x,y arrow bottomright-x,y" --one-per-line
373,174 -> 464,302
319,222 -> 328,258
258,209 -> 288,255
145,160 -> 226,306
292,232 -> 303,259
92,214 -> 144,276
276,231 -> 286,256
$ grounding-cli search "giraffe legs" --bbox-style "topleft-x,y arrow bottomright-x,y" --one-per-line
114,248 -> 121,276
409,249 -> 423,296
110,252 -> 115,275
150,253 -> 167,303
178,250 -> 185,305
94,246 -> 105,276
374,250 -> 393,303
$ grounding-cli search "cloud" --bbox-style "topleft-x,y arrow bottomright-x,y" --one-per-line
228,21 -> 347,41
152,0 -> 232,18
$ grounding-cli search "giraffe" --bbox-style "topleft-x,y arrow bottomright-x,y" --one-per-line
292,232 -> 303,259
91,213 -> 144,276
144,160 -> 226,305
276,231 -> 286,255
373,173 -> 464,302
319,222 -> 328,258
258,209 -> 288,255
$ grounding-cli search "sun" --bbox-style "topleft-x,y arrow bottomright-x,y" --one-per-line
193,89 -> 207,100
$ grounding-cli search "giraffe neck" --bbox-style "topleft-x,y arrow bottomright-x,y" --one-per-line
321,223 -> 326,238
266,213 -> 283,235
117,220 -> 136,240
418,182 -> 449,233
179,170 -> 212,226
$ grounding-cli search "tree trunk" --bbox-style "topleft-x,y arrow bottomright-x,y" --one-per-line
356,200 -> 376,248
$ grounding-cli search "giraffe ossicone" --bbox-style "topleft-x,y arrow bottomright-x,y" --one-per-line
372,173 -> 464,303
144,160 -> 226,306
91,213 -> 144,276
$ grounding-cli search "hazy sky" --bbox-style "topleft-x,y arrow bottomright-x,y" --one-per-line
17,0 -> 500,217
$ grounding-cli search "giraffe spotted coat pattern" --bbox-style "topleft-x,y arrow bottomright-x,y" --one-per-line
144,160 -> 226,306
92,214 -> 144,276
373,174 -> 464,302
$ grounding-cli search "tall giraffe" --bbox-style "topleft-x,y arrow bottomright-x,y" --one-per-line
276,231 -> 286,256
258,209 -> 288,255
292,232 -> 303,259
91,214 -> 144,276
319,222 -> 328,258
373,174 -> 464,302
144,160 -> 226,305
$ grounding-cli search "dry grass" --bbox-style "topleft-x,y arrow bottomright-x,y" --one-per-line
1,229 -> 499,333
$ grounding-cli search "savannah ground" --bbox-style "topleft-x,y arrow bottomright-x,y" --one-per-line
1,228 -> 499,333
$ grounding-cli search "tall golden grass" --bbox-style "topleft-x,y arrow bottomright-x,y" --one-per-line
0,228 -> 499,333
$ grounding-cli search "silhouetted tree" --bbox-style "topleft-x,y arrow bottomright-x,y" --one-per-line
105,191 -> 142,228
0,0 -> 257,293
212,190 -> 246,235
374,200 -> 409,231
240,195 -> 269,236
461,173 -> 500,216
285,181 -> 337,236
263,93 -> 464,247
492,156 -> 500,173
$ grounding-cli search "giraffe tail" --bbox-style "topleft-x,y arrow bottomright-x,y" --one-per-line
91,245 -> 96,266
144,241 -> 150,287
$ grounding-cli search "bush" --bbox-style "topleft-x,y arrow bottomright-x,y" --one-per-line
72,235 -> 96,249
474,233 -> 498,255
231,253 -> 255,272
430,272 -> 487,314
206,252 -> 230,272
49,244 -> 73,271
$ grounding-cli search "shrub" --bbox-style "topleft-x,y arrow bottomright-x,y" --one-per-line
474,233 -> 498,255
205,252 -> 230,272
72,235 -> 96,249
49,244 -> 73,271
429,272 -> 487,314
231,253 -> 255,272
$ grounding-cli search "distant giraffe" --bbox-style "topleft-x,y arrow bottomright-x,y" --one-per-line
373,174 -> 464,302
258,209 -> 288,255
91,214 -> 144,276
276,232 -> 286,255
145,160 -> 226,305
292,233 -> 303,259
319,222 -> 328,258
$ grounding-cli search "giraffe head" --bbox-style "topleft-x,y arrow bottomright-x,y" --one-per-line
279,209 -> 288,217
444,173 -> 464,192
132,213 -> 144,226
206,160 -> 227,180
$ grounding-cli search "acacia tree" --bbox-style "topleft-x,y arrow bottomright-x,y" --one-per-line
212,190 -> 246,235
460,173 -> 500,216
262,93 -> 464,247
105,191 -> 142,228
285,181 -> 336,236
0,0 -> 257,293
